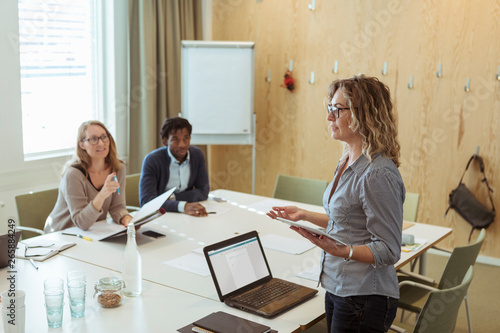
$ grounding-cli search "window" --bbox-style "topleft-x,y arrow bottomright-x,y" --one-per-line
18,0 -> 102,160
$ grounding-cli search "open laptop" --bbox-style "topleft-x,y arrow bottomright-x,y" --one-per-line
203,230 -> 317,318
0,231 -> 21,268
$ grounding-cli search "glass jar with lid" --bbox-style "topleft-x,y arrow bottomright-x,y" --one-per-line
94,277 -> 124,308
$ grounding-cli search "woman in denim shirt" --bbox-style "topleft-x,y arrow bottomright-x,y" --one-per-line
268,75 -> 405,333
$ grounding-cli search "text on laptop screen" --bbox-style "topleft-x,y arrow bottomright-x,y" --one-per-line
207,237 -> 270,296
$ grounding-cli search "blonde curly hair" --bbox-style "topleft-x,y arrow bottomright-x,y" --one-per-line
326,74 -> 401,167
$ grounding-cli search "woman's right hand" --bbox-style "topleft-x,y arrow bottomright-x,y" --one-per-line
92,173 -> 120,212
100,173 -> 120,198
266,206 -> 304,221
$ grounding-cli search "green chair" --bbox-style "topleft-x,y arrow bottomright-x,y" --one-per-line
391,266 -> 474,333
125,173 -> 141,211
401,192 -> 420,272
403,192 -> 420,222
397,228 -> 485,333
15,188 -> 58,239
272,174 -> 328,206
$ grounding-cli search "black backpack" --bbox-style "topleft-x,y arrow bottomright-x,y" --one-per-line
445,155 -> 495,242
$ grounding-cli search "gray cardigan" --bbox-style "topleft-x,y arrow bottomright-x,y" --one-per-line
44,165 -> 129,232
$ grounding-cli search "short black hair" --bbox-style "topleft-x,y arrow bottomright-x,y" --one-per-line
160,117 -> 192,143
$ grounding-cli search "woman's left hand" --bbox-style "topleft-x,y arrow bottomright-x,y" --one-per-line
291,226 -> 349,258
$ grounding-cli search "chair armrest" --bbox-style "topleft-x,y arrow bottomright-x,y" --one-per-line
397,269 -> 436,284
389,324 -> 407,333
126,205 -> 140,212
399,280 -> 439,292
16,226 -> 44,235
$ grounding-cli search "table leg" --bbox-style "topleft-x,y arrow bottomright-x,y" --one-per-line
418,251 -> 427,275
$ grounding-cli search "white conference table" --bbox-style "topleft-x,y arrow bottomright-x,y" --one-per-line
0,255 -> 297,332
2,189 -> 452,332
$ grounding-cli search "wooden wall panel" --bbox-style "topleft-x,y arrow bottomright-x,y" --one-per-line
210,0 -> 500,258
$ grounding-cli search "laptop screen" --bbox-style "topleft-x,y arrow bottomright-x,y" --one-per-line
206,235 -> 270,297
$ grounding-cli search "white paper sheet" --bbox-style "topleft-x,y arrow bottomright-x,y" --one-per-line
163,253 -> 210,277
295,265 -> 321,281
63,222 -> 125,241
246,199 -> 296,214
261,234 -> 315,255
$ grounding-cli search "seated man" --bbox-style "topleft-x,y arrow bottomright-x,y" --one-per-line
139,117 -> 210,216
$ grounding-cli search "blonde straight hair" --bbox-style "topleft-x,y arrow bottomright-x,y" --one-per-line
64,120 -> 123,176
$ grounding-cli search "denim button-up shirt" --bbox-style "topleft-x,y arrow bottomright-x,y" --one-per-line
319,153 -> 405,299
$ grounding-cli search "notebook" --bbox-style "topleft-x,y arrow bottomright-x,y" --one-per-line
203,231 -> 317,318
16,238 -> 76,262
98,187 -> 175,240
177,311 -> 273,333
0,231 -> 21,268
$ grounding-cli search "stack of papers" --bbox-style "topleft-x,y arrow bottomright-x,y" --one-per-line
402,238 -> 427,252
261,234 -> 315,255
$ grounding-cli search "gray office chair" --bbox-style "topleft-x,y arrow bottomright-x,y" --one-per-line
273,174 -> 328,206
125,173 -> 141,211
15,188 -> 58,239
397,228 -> 485,333
391,266 -> 474,333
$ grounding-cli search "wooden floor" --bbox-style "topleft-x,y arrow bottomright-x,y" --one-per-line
303,252 -> 500,332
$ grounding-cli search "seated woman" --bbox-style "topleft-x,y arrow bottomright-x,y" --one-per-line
44,120 -> 132,232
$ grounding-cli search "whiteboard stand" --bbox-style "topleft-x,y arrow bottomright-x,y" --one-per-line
180,40 -> 256,194
188,113 -> 256,194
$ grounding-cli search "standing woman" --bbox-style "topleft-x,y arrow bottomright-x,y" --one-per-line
44,120 -> 132,232
268,75 -> 405,332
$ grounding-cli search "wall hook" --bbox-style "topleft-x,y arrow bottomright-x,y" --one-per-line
496,66 -> 500,81
332,60 -> 339,74
288,60 -> 293,71
381,62 -> 388,76
308,71 -> 315,84
265,70 -> 271,83
408,75 -> 414,89
436,64 -> 442,78
308,0 -> 316,11
464,77 -> 471,92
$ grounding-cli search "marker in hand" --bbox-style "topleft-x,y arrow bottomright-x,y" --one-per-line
113,174 -> 120,195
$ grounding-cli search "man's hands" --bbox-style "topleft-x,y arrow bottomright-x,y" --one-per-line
185,202 -> 208,217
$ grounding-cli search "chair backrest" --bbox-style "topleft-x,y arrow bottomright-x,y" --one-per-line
438,228 -> 485,290
413,266 -> 474,333
125,173 -> 141,208
272,174 -> 328,206
15,188 -> 58,239
403,192 -> 420,221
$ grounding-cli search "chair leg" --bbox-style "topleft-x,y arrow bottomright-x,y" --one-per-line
465,292 -> 473,333
400,309 -> 405,322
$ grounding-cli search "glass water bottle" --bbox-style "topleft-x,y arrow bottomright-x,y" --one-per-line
122,222 -> 142,296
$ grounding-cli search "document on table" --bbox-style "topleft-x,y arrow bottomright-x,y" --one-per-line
247,199 -> 296,214
163,253 -> 210,277
63,222 -> 126,241
201,200 -> 232,215
295,265 -> 321,281
401,238 -> 428,252
261,234 -> 316,255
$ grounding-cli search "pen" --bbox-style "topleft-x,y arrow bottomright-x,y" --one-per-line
207,212 -> 216,214
113,174 -> 120,194
29,258 -> 39,270
62,233 -> 93,241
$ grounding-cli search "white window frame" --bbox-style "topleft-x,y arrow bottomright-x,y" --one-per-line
17,0 -> 128,162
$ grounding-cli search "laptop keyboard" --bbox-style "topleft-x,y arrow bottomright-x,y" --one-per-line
233,280 -> 299,308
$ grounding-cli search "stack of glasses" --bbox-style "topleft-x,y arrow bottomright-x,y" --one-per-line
43,278 -> 64,328
43,271 -> 87,328
66,271 -> 86,319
